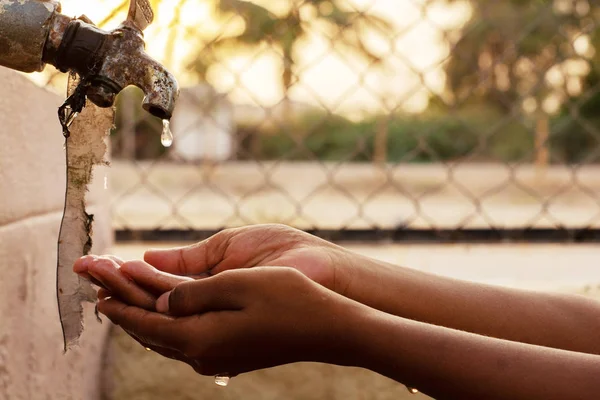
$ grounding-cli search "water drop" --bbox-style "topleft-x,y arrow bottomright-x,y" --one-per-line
214,374 -> 230,387
104,176 -> 108,190
145,347 -> 152,352
407,386 -> 419,394
161,119 -> 173,148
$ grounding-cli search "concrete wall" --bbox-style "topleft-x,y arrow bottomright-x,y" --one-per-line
0,68 -> 111,400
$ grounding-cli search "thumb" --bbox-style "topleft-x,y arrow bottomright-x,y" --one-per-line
156,274 -> 246,316
144,241 -> 215,277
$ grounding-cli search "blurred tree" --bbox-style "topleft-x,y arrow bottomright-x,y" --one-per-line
443,0 -> 597,111
186,0 -> 391,115
552,23 -> 600,163
439,0 -> 599,164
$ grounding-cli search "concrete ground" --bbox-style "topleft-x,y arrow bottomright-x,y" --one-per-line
101,241 -> 600,400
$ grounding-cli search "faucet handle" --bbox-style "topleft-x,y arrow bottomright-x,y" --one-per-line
126,0 -> 154,32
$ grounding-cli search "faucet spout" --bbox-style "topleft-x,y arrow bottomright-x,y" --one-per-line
44,15 -> 179,120
0,0 -> 178,120
136,51 -> 179,120
88,21 -> 180,120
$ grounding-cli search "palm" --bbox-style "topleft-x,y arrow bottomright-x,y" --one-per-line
208,225 -> 342,291
144,224 -> 349,294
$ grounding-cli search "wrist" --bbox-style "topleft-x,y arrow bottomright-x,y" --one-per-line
348,309 -> 427,391
337,302 -> 418,389
316,296 -> 380,368
332,248 -> 378,293
338,251 -> 404,312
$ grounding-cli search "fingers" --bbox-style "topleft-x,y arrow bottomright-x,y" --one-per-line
144,228 -> 239,276
74,255 -> 125,284
120,260 -> 194,295
103,255 -> 125,266
73,255 -> 99,283
76,255 -> 193,299
98,297 -> 186,350
157,273 -> 245,316
142,343 -> 189,364
77,256 -> 157,310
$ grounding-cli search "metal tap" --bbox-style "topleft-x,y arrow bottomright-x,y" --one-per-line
0,0 -> 179,120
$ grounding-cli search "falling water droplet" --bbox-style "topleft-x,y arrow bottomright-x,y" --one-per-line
214,375 -> 230,387
104,176 -> 108,190
407,386 -> 419,394
161,119 -> 173,148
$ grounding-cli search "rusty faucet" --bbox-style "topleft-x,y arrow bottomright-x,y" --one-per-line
0,0 -> 179,120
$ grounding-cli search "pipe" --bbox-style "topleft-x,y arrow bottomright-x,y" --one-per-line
0,0 -> 60,72
0,0 -> 179,120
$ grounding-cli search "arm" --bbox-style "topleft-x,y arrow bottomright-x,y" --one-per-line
138,224 -> 600,355
93,265 -> 600,400
340,252 -> 600,355
354,307 -> 600,400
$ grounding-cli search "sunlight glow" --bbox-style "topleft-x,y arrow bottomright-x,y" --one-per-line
26,0 -> 471,116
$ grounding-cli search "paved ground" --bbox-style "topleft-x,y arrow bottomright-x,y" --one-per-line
108,161 -> 600,231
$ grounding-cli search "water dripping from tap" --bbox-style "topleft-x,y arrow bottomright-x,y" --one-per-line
161,119 -> 173,148
214,374 -> 230,387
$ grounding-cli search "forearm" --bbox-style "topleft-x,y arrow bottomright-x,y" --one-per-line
349,308 -> 600,400
341,252 -> 600,354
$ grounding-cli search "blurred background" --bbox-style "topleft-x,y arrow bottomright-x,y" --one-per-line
27,0 -> 600,239
21,0 -> 600,399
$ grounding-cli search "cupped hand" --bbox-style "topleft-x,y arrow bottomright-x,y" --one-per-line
97,266 -> 367,377
73,255 -> 197,365
143,224 -> 358,296
73,255 -> 194,306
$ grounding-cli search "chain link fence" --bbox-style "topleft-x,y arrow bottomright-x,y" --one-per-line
36,0 -> 600,242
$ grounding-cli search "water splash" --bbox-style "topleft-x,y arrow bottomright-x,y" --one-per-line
161,119 -> 173,148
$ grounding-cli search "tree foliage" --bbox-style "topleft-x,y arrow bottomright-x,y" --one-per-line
443,0 -> 599,113
187,0 -> 391,97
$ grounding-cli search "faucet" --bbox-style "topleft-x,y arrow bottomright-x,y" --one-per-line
0,0 -> 179,120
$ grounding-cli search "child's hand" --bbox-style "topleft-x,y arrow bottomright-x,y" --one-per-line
96,266 -> 366,377
73,255 -> 193,310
